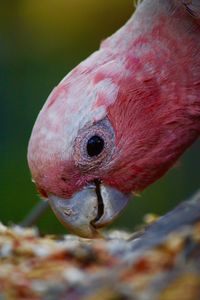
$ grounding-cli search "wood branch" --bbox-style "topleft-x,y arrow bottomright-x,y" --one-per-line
0,191 -> 200,299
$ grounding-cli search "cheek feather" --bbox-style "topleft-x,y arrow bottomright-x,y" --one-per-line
105,26 -> 200,194
31,159 -> 96,199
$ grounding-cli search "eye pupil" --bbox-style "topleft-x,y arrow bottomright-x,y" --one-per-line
87,135 -> 104,157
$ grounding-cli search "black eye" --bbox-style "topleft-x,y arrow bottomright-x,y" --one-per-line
87,135 -> 104,157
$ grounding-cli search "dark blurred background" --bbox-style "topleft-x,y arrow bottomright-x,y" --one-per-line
1,0 -> 199,234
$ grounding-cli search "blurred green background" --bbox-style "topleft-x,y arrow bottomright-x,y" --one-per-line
1,0 -> 199,234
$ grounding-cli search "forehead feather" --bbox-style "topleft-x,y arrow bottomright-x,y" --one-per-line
29,55 -> 122,162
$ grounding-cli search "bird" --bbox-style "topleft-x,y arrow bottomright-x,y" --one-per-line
28,0 -> 200,238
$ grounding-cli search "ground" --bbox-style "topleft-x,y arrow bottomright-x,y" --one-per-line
0,191 -> 200,300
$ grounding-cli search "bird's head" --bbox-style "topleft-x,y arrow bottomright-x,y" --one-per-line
28,6 -> 200,237
28,48 -> 137,238
27,43 -> 191,238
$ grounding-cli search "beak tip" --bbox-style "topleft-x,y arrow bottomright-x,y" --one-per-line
93,185 -> 130,228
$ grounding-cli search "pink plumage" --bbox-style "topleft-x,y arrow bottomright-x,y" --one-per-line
28,0 -> 200,238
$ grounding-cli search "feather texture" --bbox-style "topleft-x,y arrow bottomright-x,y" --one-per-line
28,0 -> 200,199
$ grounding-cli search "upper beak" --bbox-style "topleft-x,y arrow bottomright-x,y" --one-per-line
48,182 -> 131,238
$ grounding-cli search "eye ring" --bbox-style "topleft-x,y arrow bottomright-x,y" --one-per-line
73,118 -> 115,171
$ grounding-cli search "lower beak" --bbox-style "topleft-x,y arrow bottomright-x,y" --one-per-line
48,183 -> 130,238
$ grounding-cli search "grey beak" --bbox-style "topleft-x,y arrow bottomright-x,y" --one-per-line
48,183 -> 130,238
